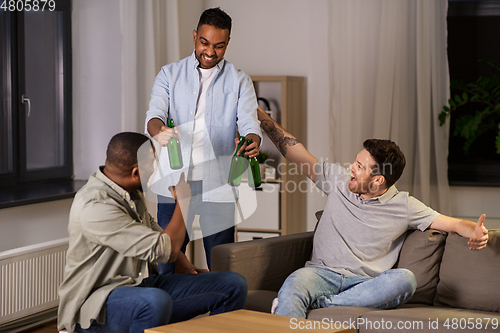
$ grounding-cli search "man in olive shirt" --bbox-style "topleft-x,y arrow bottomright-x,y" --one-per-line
57,132 -> 247,333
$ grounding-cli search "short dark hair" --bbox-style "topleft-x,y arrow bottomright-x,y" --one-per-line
363,139 -> 406,188
106,132 -> 151,171
197,7 -> 232,35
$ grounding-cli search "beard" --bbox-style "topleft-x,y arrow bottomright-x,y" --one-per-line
348,177 -> 370,194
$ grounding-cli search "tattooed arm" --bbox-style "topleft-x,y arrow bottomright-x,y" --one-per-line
257,106 -> 319,182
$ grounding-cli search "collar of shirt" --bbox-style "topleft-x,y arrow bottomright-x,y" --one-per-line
189,50 -> 226,73
358,185 -> 399,204
95,166 -> 134,202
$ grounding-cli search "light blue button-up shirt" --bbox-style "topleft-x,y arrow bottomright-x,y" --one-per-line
145,52 -> 262,202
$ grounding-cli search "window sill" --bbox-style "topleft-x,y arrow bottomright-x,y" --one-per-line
0,180 -> 86,209
448,160 -> 500,187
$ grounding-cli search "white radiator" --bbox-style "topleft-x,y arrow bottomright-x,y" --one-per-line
0,238 -> 68,325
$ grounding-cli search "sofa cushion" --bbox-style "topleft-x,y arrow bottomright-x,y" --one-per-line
434,230 -> 500,312
397,229 -> 447,305
211,232 -> 314,291
244,290 -> 277,313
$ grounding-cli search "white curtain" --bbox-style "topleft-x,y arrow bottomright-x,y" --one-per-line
328,0 -> 451,214
119,0 -> 181,132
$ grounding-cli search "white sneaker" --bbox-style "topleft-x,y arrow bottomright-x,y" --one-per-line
271,297 -> 279,314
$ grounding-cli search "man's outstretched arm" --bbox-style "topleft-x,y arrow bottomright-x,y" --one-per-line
257,107 -> 318,182
429,214 -> 489,250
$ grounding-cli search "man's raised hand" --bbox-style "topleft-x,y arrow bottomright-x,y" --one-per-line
468,214 -> 488,251
155,125 -> 180,146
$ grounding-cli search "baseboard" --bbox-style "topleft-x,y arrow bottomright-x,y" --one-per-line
0,307 -> 58,333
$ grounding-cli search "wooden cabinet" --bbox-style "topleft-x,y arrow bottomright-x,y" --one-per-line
236,76 -> 307,241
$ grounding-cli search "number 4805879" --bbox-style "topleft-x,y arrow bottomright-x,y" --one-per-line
1,0 -> 56,11
443,317 -> 498,330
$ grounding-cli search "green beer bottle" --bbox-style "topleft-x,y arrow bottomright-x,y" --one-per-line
228,136 -> 246,186
246,139 -> 262,189
167,118 -> 183,170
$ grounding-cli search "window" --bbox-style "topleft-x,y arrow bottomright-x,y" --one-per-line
0,1 -> 72,190
447,0 -> 500,186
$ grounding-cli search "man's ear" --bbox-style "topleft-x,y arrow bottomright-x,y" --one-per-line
193,30 -> 197,44
131,166 -> 140,181
372,175 -> 386,188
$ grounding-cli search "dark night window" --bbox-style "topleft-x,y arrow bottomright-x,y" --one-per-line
0,1 -> 75,207
447,0 -> 500,185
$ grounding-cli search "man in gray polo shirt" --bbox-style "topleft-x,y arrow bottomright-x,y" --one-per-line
256,107 -> 489,319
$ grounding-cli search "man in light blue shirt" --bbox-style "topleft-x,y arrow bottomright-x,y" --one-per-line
146,8 -> 262,271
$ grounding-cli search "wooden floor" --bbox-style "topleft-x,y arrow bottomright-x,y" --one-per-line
22,320 -> 59,333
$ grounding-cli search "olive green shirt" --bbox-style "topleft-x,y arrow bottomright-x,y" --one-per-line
57,167 -> 171,332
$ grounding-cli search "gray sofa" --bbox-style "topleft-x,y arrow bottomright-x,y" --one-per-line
212,213 -> 500,332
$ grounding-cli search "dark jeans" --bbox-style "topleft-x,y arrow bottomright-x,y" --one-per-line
76,271 -> 247,333
157,181 -> 235,273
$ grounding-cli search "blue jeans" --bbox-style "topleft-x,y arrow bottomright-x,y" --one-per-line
157,181 -> 235,273
275,267 -> 416,318
75,271 -> 247,333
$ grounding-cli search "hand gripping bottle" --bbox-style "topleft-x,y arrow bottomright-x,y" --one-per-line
228,136 -> 246,186
246,139 -> 262,189
167,118 -> 183,170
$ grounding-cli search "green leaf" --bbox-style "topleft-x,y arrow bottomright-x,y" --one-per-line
462,92 -> 468,102
449,99 -> 456,108
481,106 -> 491,115
439,112 -> 447,126
470,114 -> 481,135
455,115 -> 474,139
492,86 -> 500,98
495,103 -> 500,110
443,106 -> 450,112
454,95 -> 463,104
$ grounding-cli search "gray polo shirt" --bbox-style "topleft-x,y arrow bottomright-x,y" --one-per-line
306,162 -> 439,277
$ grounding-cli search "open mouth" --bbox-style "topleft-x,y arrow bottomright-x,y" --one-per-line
202,54 -> 217,62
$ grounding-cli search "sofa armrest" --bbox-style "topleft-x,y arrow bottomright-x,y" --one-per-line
211,232 -> 314,292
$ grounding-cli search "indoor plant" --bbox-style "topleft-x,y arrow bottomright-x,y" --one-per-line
439,59 -> 500,154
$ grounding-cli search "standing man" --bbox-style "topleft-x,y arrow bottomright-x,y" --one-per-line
255,107 -> 489,319
57,132 -> 247,333
146,7 -> 262,272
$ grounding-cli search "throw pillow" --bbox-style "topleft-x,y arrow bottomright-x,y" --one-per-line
397,229 -> 447,305
434,230 -> 500,312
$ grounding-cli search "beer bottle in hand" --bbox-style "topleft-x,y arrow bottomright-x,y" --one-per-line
246,139 -> 262,189
167,118 -> 183,170
228,136 -> 246,187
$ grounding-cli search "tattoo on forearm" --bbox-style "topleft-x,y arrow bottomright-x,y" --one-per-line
261,119 -> 300,157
